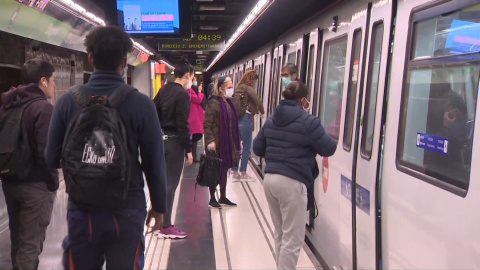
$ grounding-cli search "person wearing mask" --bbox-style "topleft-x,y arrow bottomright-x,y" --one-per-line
45,26 -> 167,269
231,70 -> 265,180
153,59 -> 194,239
281,63 -> 300,89
187,78 -> 205,162
204,76 -> 241,208
0,59 -> 58,270
253,81 -> 337,270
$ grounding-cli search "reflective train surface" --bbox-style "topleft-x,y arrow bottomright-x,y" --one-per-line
213,0 -> 480,269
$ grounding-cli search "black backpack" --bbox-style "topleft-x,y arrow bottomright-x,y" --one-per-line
61,84 -> 136,211
0,96 -> 41,181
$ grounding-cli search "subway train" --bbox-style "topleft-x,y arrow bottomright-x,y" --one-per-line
212,0 -> 480,269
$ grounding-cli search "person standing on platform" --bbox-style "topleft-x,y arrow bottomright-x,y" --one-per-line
204,76 -> 241,208
253,81 -> 337,270
187,78 -> 205,162
231,70 -> 264,180
45,26 -> 167,269
153,59 -> 194,239
0,59 -> 58,270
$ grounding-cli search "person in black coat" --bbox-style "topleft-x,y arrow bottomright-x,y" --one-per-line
253,81 -> 337,270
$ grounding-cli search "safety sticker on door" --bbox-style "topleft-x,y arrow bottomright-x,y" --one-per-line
341,175 -> 370,215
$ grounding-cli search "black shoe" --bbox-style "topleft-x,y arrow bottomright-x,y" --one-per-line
219,197 -> 237,207
209,200 -> 222,208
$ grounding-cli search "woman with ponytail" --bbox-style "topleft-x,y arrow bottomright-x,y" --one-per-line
203,76 -> 241,208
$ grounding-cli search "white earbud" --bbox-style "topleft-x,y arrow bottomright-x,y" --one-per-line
43,83 -> 47,87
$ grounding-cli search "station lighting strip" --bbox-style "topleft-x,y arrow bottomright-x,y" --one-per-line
54,0 -> 154,56
206,0 -> 274,71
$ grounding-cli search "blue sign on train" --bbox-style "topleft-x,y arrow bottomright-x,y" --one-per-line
416,132 -> 448,155
341,175 -> 370,215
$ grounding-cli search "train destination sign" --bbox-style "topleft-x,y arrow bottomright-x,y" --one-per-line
157,34 -> 225,51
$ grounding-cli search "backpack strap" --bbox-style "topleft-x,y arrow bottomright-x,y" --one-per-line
70,85 -> 90,108
107,84 -> 137,108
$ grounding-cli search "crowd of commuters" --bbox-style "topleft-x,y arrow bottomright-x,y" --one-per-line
0,25 -> 338,270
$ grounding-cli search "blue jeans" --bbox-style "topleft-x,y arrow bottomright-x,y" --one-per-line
63,208 -> 147,270
233,114 -> 253,173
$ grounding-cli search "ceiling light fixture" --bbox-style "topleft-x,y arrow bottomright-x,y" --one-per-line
199,5 -> 226,11
206,0 -> 273,71
161,60 -> 175,70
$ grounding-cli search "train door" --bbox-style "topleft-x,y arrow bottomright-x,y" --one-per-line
381,0 -> 480,268
353,0 -> 393,268
267,46 -> 284,116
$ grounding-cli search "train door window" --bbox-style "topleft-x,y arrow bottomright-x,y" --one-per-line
306,45 -> 315,92
296,49 -> 301,67
269,58 -> 278,115
398,3 -> 480,192
343,29 -> 363,151
318,36 -> 348,140
360,22 -> 384,158
288,52 -> 296,64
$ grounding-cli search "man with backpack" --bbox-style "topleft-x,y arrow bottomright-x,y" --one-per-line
45,26 -> 167,269
0,59 -> 59,270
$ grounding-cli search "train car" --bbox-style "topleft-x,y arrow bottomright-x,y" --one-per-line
213,0 -> 480,269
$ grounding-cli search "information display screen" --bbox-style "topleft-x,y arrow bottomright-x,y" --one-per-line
117,0 -> 180,34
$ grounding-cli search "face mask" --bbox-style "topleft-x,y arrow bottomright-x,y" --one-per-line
226,87 -> 234,98
122,65 -> 128,81
302,98 -> 310,112
193,81 -> 198,86
282,77 -> 292,87
184,79 -> 193,90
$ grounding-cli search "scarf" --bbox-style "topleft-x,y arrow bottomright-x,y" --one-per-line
218,96 -> 241,169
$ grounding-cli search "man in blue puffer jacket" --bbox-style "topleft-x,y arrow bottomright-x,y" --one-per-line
253,81 -> 337,270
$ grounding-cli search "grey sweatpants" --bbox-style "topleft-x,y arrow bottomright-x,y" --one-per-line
2,181 -> 55,270
264,173 -> 308,270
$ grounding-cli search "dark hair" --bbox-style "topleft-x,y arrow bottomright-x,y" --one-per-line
282,81 -> 308,100
84,26 -> 133,71
282,63 -> 298,76
174,59 -> 194,78
21,59 -> 55,84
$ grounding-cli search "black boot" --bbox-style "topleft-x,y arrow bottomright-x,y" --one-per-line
209,186 -> 221,208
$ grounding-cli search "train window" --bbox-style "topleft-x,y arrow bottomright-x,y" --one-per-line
398,3 -> 480,192
361,22 -> 384,159
343,29 -> 363,151
296,49 -> 301,67
318,36 -> 348,140
288,52 -> 296,64
268,58 -> 278,115
412,3 -> 480,59
306,45 -> 315,91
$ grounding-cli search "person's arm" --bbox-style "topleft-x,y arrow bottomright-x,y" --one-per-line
245,86 -> 265,114
45,97 -> 68,169
253,125 -> 267,157
188,88 -> 204,105
136,94 -> 167,214
204,99 -> 218,146
306,116 -> 337,157
175,91 -> 192,153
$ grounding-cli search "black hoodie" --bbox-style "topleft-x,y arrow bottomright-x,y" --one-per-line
0,83 -> 59,191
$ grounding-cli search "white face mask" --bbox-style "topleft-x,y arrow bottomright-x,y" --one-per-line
184,79 -> 193,90
225,87 -> 234,98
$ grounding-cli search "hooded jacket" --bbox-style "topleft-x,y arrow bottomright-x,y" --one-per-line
253,99 -> 337,188
0,84 -> 59,191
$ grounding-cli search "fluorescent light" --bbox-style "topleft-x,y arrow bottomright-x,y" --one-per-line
195,71 -> 203,75
161,60 -> 175,70
132,39 -> 154,55
199,5 -> 226,11
196,0 -> 214,2
56,0 -> 105,26
207,0 -> 273,71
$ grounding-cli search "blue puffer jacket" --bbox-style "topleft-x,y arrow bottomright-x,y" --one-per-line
253,99 -> 337,188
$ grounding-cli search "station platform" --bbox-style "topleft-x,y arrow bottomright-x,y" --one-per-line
0,159 -> 320,269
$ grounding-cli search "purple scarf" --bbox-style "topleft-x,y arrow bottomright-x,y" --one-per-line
218,96 -> 241,169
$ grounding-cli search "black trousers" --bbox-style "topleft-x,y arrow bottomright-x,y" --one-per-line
209,166 -> 229,201
191,133 -> 203,159
163,138 -> 185,228
2,181 -> 55,270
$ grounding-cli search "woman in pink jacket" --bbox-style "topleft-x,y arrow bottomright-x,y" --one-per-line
187,81 -> 205,161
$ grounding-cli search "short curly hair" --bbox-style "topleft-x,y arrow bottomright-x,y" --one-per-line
84,26 -> 133,71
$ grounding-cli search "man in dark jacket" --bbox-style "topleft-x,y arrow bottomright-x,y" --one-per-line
0,59 -> 59,270
45,26 -> 167,269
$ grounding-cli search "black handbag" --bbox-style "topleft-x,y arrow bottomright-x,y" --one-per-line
196,151 -> 222,188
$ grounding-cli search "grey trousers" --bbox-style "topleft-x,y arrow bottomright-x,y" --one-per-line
163,139 -> 185,228
264,173 -> 307,270
2,181 -> 55,270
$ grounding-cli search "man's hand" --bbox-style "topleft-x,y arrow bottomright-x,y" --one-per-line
207,141 -> 216,151
185,152 -> 193,166
146,208 -> 163,233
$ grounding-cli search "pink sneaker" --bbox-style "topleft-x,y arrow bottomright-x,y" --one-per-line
158,225 -> 187,239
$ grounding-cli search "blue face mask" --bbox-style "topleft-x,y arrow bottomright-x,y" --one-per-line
193,81 -> 198,86
282,77 -> 292,87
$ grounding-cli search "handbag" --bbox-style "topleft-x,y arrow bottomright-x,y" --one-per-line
196,150 -> 222,188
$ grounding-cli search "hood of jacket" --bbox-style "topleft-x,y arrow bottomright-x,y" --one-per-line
272,99 -> 306,127
1,83 -> 47,110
